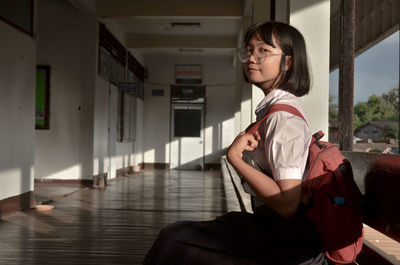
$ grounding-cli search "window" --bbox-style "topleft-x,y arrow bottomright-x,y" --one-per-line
98,23 -> 126,84
118,71 -> 137,142
110,56 -> 125,85
98,24 -> 145,142
119,92 -> 136,142
98,47 -> 111,80
0,0 -> 33,36
128,53 -> 145,99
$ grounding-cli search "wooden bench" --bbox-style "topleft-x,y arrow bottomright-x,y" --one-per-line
221,152 -> 400,264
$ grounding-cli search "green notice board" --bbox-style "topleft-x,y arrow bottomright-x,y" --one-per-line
35,66 -> 50,129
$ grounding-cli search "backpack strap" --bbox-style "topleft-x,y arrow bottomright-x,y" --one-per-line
247,104 -> 307,135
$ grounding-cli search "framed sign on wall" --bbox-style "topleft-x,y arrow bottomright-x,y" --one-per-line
175,65 -> 202,84
35,65 -> 50,130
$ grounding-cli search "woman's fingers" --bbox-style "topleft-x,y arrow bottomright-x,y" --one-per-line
230,132 -> 259,153
254,130 -> 261,141
244,145 -> 256,151
246,134 -> 259,148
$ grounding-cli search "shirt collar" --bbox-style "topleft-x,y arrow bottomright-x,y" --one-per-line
255,88 -> 291,115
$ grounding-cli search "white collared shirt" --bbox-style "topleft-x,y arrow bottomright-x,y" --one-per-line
246,88 -> 311,182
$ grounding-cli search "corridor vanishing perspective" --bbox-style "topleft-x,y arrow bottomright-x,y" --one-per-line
0,170 -> 227,265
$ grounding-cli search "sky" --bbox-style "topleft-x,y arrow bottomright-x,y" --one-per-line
329,30 -> 399,104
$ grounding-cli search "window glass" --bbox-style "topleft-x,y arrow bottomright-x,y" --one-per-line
110,57 -> 125,85
174,109 -> 201,137
99,47 -> 111,80
121,93 -> 136,142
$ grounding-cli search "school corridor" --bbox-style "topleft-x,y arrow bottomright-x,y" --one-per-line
1,166 -> 399,265
1,0 -> 399,264
0,169 -> 227,264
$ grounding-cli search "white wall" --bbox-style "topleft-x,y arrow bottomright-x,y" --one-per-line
238,17 -> 253,132
35,0 -> 97,180
203,57 -> 238,164
290,0 -> 330,138
0,22 -> 36,200
143,64 -> 171,164
143,54 -> 237,165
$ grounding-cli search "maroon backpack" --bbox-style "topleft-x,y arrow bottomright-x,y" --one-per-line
247,104 -> 364,264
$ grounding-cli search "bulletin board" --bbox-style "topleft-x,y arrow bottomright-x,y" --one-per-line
35,65 -> 50,130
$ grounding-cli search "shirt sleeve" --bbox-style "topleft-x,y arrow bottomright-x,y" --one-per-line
261,111 -> 310,181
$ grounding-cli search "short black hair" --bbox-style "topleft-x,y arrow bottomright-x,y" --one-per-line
243,21 -> 311,97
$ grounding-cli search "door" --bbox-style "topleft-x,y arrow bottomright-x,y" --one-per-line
170,104 -> 204,170
107,84 -> 118,179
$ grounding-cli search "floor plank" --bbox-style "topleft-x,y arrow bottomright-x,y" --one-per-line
0,170 -> 227,265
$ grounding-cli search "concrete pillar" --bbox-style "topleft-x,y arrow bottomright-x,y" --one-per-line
290,0 -> 330,137
239,16 -> 254,130
339,0 -> 355,151
250,0 -> 271,122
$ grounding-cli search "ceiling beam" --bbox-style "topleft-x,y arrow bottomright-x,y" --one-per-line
330,0 -> 400,71
97,0 -> 243,18
126,36 -> 237,48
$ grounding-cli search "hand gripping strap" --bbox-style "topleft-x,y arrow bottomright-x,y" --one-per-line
247,104 -> 307,135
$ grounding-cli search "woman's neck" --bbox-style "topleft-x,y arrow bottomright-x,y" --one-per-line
262,86 -> 275,96
259,73 -> 283,95
256,81 -> 276,95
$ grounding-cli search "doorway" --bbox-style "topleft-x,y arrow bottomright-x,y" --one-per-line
170,103 -> 204,170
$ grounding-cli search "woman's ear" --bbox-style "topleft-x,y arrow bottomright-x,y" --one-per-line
285,56 -> 292,71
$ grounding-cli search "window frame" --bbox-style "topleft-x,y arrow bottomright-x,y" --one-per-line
98,24 -> 145,143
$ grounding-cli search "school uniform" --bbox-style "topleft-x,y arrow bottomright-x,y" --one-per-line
143,89 -> 329,265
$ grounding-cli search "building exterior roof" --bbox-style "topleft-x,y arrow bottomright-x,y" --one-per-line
355,120 -> 398,133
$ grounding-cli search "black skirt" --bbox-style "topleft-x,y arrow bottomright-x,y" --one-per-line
143,206 -> 329,265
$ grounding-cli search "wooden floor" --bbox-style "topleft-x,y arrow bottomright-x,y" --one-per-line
0,170 -> 227,265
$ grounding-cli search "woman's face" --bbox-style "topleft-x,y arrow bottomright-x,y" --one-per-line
243,33 -> 285,93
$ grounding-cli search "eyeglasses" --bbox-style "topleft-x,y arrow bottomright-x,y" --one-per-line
237,47 -> 285,64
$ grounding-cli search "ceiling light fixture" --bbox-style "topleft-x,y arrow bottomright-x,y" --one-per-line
179,48 -> 204,53
170,22 -> 201,29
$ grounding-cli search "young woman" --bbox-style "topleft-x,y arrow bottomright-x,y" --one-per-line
143,21 -> 329,265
